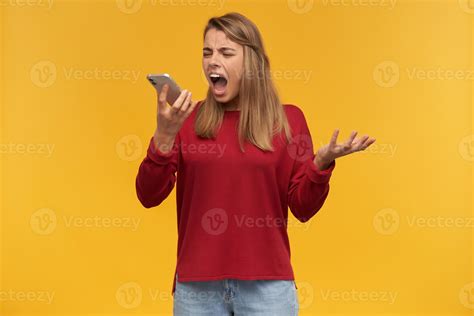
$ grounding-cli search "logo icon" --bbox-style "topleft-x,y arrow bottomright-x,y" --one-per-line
116,281 -> 143,309
287,133 -> 313,162
30,208 -> 57,235
30,60 -> 57,88
288,0 -> 314,14
373,208 -> 400,235
116,0 -> 143,14
373,61 -> 399,88
201,208 -> 228,235
116,135 -> 142,161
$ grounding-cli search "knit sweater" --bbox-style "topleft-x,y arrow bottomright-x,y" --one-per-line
135,102 -> 336,295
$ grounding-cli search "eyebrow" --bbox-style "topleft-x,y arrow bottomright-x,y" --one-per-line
203,47 -> 236,52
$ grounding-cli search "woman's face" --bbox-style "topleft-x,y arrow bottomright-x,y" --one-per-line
202,28 -> 244,107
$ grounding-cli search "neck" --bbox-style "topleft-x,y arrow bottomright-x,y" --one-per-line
222,95 -> 240,111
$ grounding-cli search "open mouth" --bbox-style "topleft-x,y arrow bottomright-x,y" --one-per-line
209,73 -> 228,96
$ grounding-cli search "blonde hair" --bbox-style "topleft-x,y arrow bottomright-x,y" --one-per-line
195,12 -> 293,152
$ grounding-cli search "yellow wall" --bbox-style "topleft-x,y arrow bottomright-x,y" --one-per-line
1,0 -> 472,315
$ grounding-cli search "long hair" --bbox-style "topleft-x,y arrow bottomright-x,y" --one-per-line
195,12 -> 293,152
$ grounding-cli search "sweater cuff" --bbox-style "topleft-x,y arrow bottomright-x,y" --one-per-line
147,136 -> 175,165
306,158 -> 335,183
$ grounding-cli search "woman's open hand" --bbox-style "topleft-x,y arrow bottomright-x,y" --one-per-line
314,129 -> 376,170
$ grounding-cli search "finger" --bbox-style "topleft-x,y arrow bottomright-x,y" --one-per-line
178,91 -> 192,114
183,100 -> 199,118
343,131 -> 358,149
170,89 -> 189,113
353,135 -> 370,150
158,84 -> 169,111
360,137 -> 376,150
329,129 -> 340,147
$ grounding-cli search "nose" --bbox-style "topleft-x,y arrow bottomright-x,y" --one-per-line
209,53 -> 221,69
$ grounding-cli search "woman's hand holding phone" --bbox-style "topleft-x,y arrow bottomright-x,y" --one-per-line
153,84 -> 198,154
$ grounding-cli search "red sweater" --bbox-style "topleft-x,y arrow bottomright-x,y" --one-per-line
135,102 -> 336,295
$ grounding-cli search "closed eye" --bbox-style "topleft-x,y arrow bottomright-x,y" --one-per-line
203,52 -> 234,58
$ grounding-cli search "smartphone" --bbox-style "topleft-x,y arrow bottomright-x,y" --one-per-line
147,73 -> 182,105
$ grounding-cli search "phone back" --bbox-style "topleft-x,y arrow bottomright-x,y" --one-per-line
147,73 -> 181,104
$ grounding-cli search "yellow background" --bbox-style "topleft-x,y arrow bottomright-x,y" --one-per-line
1,0 -> 472,315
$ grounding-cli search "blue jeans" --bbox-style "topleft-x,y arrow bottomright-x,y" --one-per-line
173,273 -> 299,315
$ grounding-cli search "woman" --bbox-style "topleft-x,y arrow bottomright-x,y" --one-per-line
136,12 -> 376,316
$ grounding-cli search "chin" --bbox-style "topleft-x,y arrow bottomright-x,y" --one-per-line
212,92 -> 231,103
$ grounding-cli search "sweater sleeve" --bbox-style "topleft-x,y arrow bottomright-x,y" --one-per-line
135,133 -> 180,208
287,110 -> 336,223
